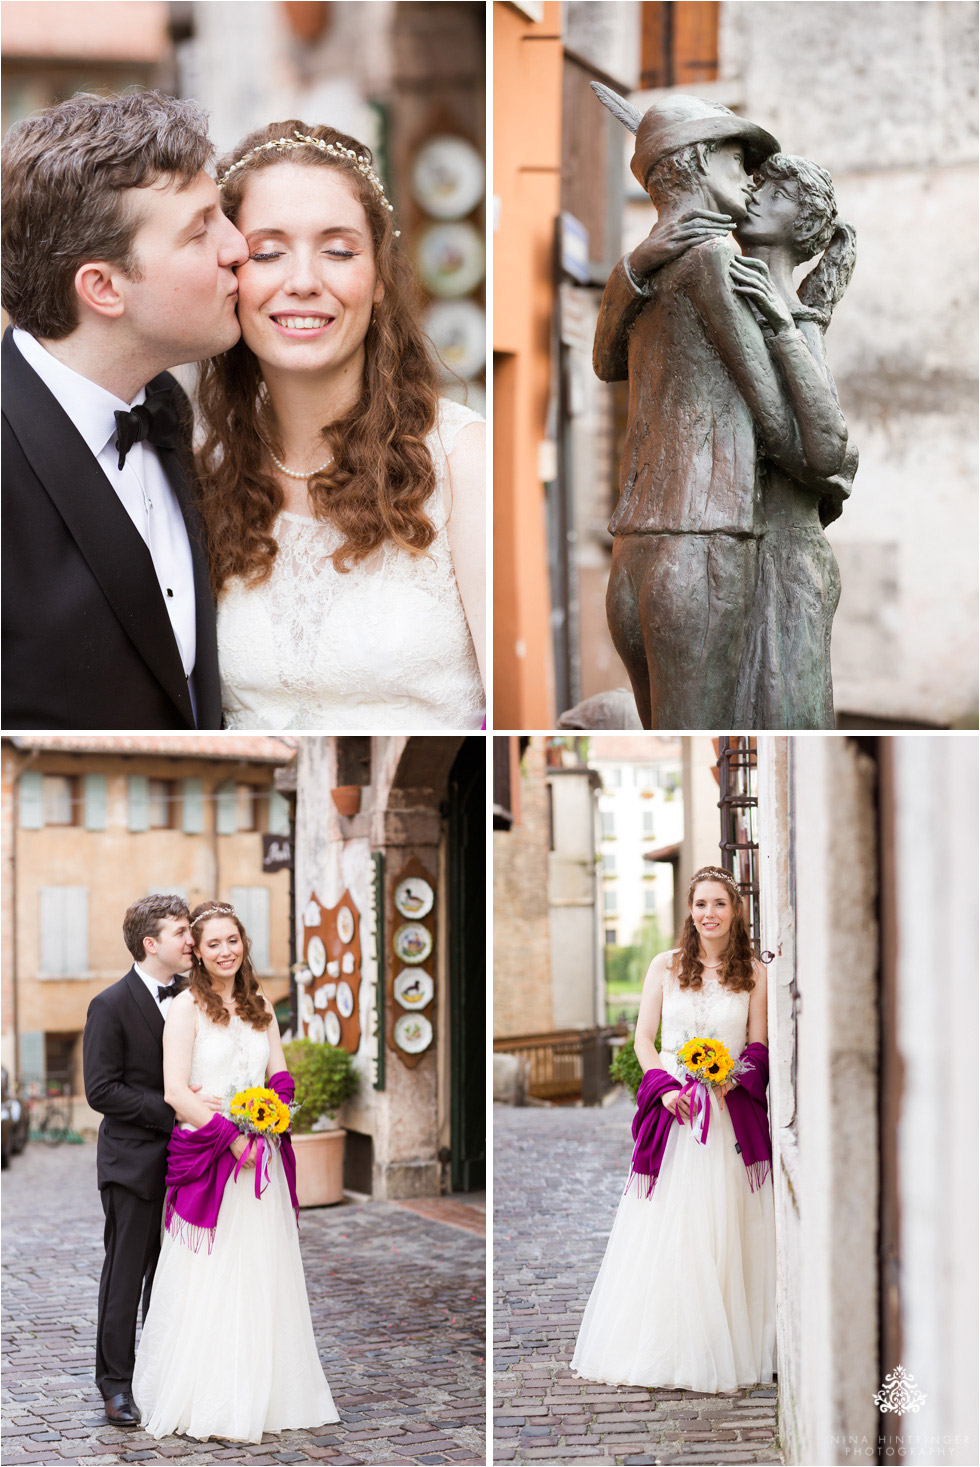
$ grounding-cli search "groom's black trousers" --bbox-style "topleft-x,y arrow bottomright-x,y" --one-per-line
95,1184 -> 164,1397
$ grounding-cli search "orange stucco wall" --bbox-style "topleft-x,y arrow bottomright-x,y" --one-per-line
492,1 -> 563,729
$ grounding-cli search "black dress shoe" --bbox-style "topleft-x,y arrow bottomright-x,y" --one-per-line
104,1391 -> 141,1427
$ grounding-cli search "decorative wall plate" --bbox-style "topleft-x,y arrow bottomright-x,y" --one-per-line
415,221 -> 485,298
424,300 -> 487,380
394,968 -> 434,1009
308,1013 -> 326,1044
304,899 -> 321,928
410,134 -> 484,220
306,935 -> 326,978
336,980 -> 355,1019
327,959 -> 340,978
394,877 -> 434,920
337,906 -> 355,944
394,1012 -> 433,1054
324,1011 -> 341,1047
314,986 -> 329,1010
342,951 -> 355,974
394,922 -> 433,965
300,990 -> 315,1024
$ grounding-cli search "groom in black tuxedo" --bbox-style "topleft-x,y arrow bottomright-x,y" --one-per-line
83,894 -> 215,1427
1,89 -> 248,729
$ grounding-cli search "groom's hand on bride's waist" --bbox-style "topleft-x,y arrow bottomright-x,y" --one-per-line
187,1083 -> 225,1112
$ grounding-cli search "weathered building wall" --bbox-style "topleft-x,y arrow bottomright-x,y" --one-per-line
492,742 -> 554,1039
722,2 -> 978,725
547,768 -> 602,1029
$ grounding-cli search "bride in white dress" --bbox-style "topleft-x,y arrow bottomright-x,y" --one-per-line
133,902 -> 338,1441
194,120 -> 485,731
572,867 -> 776,1393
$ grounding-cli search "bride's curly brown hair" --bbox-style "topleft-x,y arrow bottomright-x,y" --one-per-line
673,868 -> 757,993
188,902 -> 273,1031
195,120 -> 440,592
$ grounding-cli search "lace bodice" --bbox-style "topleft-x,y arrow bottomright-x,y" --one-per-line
217,398 -> 485,731
659,956 -> 750,1083
186,1007 -> 271,1111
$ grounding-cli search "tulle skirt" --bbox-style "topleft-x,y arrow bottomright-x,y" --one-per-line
571,1088 -> 776,1392
133,1145 -> 339,1441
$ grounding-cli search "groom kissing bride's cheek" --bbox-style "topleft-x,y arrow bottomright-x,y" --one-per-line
1,89 -> 486,734
1,90 -> 244,731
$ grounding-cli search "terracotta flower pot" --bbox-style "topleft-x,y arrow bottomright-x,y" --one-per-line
291,1128 -> 346,1207
331,785 -> 361,818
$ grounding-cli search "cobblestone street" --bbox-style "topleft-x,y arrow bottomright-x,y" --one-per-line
493,1097 -> 782,1465
2,1142 -> 485,1466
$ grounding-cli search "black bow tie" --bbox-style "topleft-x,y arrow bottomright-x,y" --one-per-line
156,978 -> 185,1003
114,388 -> 179,470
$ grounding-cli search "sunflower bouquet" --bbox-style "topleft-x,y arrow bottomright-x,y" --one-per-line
227,1086 -> 301,1194
674,1036 -> 747,1144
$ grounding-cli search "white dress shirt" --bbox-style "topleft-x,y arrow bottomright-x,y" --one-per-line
12,329 -> 197,695
134,962 -> 184,1022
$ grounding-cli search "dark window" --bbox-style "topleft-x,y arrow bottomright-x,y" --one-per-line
716,736 -> 760,948
641,2 -> 720,90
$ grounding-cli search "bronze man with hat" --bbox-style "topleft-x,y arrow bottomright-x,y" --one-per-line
592,90 -> 848,730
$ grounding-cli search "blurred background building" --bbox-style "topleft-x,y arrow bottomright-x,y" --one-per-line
1,0 -> 486,409
493,0 -> 978,730
0,734 -> 296,1130
492,732 -> 733,1099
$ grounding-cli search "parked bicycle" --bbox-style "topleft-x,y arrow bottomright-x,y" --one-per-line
25,1078 -> 73,1146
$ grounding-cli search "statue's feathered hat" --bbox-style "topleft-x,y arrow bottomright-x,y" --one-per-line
592,85 -> 780,189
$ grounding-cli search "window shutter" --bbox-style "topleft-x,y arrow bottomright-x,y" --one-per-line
267,789 -> 291,836
128,775 -> 149,832
216,783 -> 238,835
182,778 -> 205,834
231,885 -> 270,970
19,771 -> 44,829
39,887 -> 89,976
84,774 -> 108,831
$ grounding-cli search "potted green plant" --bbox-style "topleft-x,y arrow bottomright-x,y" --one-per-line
283,1039 -> 359,1206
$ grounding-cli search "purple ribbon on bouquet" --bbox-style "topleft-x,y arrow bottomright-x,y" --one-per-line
678,1074 -> 712,1145
233,1132 -> 273,1198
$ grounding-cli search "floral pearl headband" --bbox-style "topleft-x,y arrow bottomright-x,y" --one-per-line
217,130 -> 400,236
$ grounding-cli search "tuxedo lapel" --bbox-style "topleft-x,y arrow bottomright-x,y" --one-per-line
124,966 -> 165,1046
147,370 -> 222,730
1,331 -> 195,725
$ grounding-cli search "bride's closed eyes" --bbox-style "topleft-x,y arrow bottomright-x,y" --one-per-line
249,246 -> 360,262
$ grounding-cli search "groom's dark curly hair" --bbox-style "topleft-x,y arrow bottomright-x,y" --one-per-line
1,89 -> 212,340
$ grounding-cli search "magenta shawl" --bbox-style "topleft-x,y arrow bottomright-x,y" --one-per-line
164,1068 -> 300,1252
628,1041 -> 772,1197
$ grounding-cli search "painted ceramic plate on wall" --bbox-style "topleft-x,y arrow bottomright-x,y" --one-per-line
394,877 -> 434,920
394,922 -> 433,965
324,1011 -> 341,1047
341,951 -> 355,974
308,1013 -> 326,1044
394,968 -> 434,1009
336,980 -> 355,1019
327,959 -> 340,978
410,134 -> 484,220
337,906 -> 355,944
394,1012 -> 433,1054
304,900 -> 321,928
306,935 -> 326,978
300,990 -> 315,1024
416,222 -> 485,298
424,300 -> 487,380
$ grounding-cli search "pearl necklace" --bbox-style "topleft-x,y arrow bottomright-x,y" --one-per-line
267,446 -> 333,480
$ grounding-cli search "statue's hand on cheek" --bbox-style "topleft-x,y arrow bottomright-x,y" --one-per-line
629,210 -> 735,280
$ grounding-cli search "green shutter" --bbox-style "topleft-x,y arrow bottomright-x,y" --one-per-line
216,783 -> 238,836
39,886 -> 89,976
128,776 -> 149,832
19,771 -> 44,829
267,789 -> 291,836
182,778 -> 205,834
84,774 -> 108,830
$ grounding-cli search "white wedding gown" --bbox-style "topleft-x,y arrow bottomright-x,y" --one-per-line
571,962 -> 776,1392
216,397 -> 485,730
133,1010 -> 339,1441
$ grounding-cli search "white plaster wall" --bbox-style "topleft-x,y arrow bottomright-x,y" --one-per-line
680,737 -> 723,903
891,736 -> 979,1463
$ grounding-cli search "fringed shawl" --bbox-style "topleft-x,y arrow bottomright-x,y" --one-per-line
627,1041 -> 773,1198
164,1068 -> 300,1252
